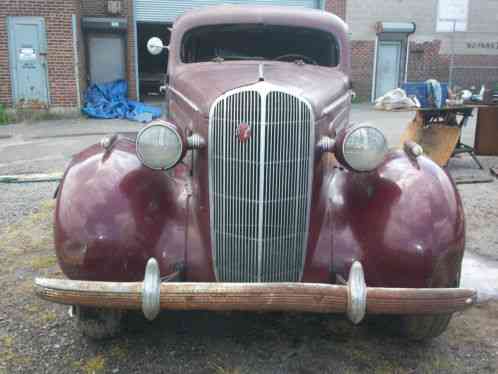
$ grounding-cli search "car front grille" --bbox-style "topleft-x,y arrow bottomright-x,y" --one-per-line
209,83 -> 314,282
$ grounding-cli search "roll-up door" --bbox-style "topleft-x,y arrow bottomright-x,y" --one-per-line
136,0 -> 322,23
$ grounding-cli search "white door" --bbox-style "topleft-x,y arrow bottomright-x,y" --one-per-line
375,41 -> 402,99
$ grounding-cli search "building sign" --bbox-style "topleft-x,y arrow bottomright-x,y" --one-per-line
436,0 -> 469,32
440,37 -> 498,56
466,41 -> 498,50
19,48 -> 36,61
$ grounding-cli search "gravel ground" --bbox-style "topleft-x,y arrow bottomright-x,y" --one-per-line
0,182 -> 59,229
1,113 -> 498,373
445,156 -> 498,261
0,117 -> 141,229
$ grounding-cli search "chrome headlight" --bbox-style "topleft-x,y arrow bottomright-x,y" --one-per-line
336,125 -> 388,172
136,121 -> 185,170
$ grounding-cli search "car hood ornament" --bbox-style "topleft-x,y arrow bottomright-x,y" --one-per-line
237,123 -> 252,143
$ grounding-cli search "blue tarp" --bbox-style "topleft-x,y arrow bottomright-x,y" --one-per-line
402,81 -> 449,108
82,80 -> 162,123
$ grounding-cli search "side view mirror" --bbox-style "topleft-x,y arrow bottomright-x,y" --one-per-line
147,37 -> 168,55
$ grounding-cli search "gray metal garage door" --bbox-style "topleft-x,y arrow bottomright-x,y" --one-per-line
136,0 -> 322,23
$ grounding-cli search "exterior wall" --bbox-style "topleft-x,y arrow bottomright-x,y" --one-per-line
0,12 -> 11,107
325,0 -> 346,21
407,41 -> 449,84
82,0 -> 125,17
0,0 -> 80,109
346,0 -> 498,99
451,55 -> 498,91
3,1 -> 495,107
350,41 -> 375,99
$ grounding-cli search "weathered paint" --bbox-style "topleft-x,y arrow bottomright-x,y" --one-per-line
53,6 -> 465,292
34,277 -> 476,315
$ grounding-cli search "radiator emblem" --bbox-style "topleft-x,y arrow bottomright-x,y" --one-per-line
237,123 -> 252,143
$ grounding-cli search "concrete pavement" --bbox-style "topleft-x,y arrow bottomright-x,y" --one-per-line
0,103 -> 478,175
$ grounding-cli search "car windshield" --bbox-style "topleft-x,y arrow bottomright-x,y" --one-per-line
181,24 -> 339,67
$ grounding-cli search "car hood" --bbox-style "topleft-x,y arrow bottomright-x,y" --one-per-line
171,61 -> 350,118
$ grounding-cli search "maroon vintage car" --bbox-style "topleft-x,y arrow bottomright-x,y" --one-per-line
35,5 -> 476,340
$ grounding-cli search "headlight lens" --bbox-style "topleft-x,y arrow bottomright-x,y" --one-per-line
341,125 -> 388,172
136,122 -> 184,170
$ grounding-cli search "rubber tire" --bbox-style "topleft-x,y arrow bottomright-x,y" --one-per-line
396,313 -> 453,341
76,306 -> 123,340
393,276 -> 461,341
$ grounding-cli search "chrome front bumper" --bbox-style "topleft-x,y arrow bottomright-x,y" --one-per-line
34,259 -> 477,324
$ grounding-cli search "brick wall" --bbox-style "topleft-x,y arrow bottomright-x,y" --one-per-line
408,42 -> 498,90
407,41 -> 450,84
0,0 -> 79,109
81,0 -> 129,18
325,0 -> 346,21
350,41 -> 375,99
451,55 -> 498,90
0,10 -> 11,107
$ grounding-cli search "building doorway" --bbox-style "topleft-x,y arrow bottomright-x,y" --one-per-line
375,41 -> 402,99
137,22 -> 171,100
87,33 -> 126,85
372,23 -> 415,101
8,16 -> 49,107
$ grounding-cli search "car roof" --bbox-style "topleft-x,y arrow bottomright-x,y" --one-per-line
171,5 -> 348,39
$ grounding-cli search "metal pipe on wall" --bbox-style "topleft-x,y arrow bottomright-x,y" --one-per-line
72,14 -> 81,109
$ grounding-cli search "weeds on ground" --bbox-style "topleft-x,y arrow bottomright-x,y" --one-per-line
210,363 -> 242,374
351,94 -> 367,104
73,355 -> 106,374
15,107 -> 64,123
0,200 -> 55,269
0,104 -> 11,125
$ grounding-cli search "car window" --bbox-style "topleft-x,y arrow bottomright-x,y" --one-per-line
181,24 -> 339,67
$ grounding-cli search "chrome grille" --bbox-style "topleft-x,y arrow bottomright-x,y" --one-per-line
209,83 -> 314,282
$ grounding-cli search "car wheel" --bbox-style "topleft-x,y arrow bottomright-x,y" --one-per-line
394,276 -> 460,341
397,313 -> 453,341
75,306 -> 123,340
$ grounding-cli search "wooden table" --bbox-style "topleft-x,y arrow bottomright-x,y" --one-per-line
474,105 -> 498,156
414,106 -> 483,168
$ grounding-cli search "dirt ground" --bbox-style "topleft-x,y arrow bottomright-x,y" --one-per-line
0,198 -> 497,374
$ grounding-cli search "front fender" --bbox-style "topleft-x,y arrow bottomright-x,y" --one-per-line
54,138 -> 187,282
329,150 -> 465,288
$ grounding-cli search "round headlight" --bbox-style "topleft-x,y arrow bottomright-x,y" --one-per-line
136,121 -> 185,170
338,125 -> 388,172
